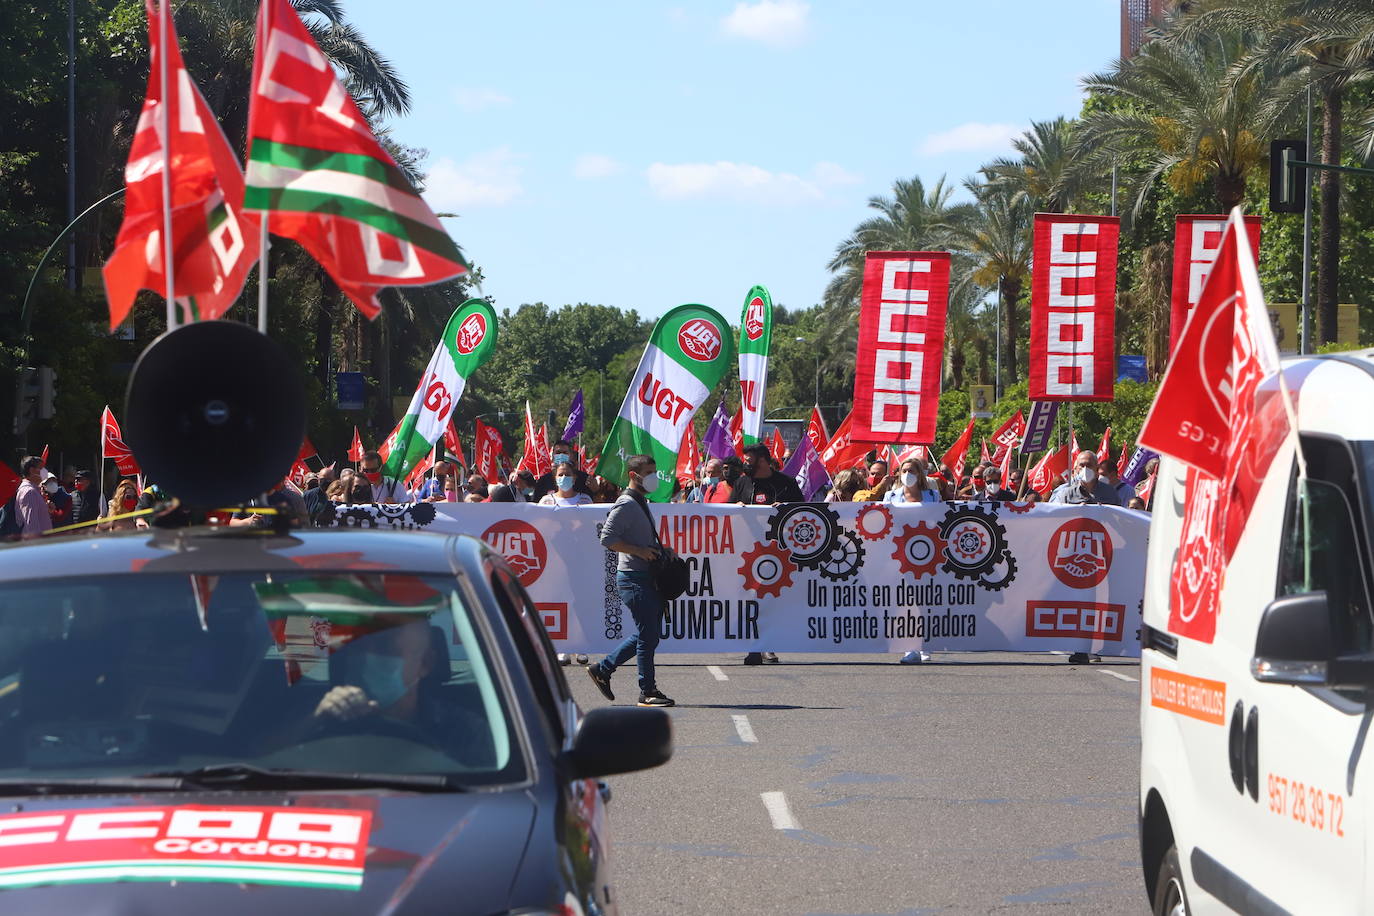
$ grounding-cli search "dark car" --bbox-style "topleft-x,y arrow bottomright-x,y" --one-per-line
0,526 -> 669,915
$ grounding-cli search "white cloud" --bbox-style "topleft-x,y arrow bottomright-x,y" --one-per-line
720,0 -> 810,46
918,122 -> 1022,156
645,159 -> 858,203
451,87 -> 512,113
424,147 -> 523,209
573,154 -> 624,180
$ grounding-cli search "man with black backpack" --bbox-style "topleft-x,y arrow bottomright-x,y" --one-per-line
587,454 -> 675,708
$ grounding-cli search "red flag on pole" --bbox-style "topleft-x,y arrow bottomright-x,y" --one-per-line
978,439 -> 991,466
535,424 -> 553,477
1095,427 -> 1112,469
0,464 -> 21,507
771,428 -> 788,464
1069,429 -> 1081,465
101,406 -> 141,476
998,439 -> 1014,484
39,445 -> 49,468
474,420 -> 504,483
676,424 -> 703,487
939,419 -> 976,477
729,408 -> 745,457
243,0 -> 467,319
1027,443 -> 1070,494
805,406 -> 830,455
443,421 -> 466,467
1117,444 -> 1131,479
102,0 -> 257,328
347,427 -> 365,463
989,411 -> 1025,465
404,450 -> 435,495
819,411 -> 868,475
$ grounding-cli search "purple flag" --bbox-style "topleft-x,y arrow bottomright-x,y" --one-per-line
783,431 -> 832,501
1020,400 -> 1061,453
561,389 -> 584,441
1120,445 -> 1158,488
702,402 -> 735,461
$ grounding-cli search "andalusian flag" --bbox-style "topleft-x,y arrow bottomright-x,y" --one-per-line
596,305 -> 734,502
738,285 -> 773,445
244,0 -> 467,318
380,299 -> 497,478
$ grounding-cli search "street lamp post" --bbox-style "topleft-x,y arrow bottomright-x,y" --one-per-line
794,337 -> 820,406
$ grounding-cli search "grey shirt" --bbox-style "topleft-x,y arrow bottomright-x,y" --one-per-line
1049,479 -> 1122,506
600,492 -> 656,572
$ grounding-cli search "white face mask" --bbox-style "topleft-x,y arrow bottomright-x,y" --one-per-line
901,472 -> 920,488
705,475 -> 721,487
555,475 -> 574,492
638,471 -> 662,494
43,480 -> 58,495
1078,467 -> 1097,484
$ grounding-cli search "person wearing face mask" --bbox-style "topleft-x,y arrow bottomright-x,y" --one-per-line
883,459 -> 943,505
851,458 -> 894,502
40,471 -> 71,528
98,479 -> 142,532
686,458 -> 727,503
69,470 -> 101,527
1049,450 -> 1120,507
730,443 -> 804,506
358,451 -> 407,503
13,457 -> 51,540
587,455 -> 675,708
505,469 -> 537,502
539,466 -> 593,507
532,440 -> 592,501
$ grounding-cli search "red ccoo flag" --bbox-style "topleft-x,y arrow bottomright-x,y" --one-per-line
474,420 -> 504,484
101,406 -> 141,476
819,411 -> 868,475
990,411 -> 1025,465
770,428 -> 788,464
1027,443 -> 1070,494
347,426 -> 365,463
1117,443 -> 1131,479
729,408 -> 745,457
676,423 -> 703,487
805,406 -> 830,455
939,419 -> 976,477
1095,427 -> 1112,469
243,0 -> 468,320
103,0 -> 258,328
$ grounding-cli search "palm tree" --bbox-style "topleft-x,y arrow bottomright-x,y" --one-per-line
1074,30 -> 1305,216
1173,0 -> 1374,342
941,181 -> 1034,388
983,117 -> 1089,213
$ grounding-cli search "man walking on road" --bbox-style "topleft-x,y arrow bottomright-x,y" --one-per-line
588,455 -> 675,708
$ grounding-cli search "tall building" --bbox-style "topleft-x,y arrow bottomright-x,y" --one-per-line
1121,0 -> 1186,59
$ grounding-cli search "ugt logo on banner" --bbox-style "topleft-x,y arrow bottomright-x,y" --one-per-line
852,252 -> 950,443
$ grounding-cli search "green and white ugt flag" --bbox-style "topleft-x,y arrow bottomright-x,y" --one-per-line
738,285 -> 773,445
381,299 -> 498,478
596,304 -> 734,501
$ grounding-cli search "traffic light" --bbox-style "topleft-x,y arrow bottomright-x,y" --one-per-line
12,368 -> 37,435
36,367 -> 56,420
1269,139 -> 1307,214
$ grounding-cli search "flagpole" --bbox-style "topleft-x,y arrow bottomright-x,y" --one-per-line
255,0 -> 270,334
157,0 -> 176,331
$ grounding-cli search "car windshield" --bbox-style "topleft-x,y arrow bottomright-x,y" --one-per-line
0,571 -> 523,787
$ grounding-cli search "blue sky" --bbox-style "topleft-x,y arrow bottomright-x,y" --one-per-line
345,1 -> 1120,320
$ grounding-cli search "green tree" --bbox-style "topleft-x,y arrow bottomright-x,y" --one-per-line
983,117 -> 1093,214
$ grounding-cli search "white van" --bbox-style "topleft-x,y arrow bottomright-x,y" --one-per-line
1140,352 -> 1374,915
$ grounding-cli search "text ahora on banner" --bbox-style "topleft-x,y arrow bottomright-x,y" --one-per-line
1169,214 -> 1262,352
853,252 -> 950,444
1029,214 -> 1119,401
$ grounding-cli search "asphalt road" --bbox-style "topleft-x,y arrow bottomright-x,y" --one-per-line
569,651 -> 1149,916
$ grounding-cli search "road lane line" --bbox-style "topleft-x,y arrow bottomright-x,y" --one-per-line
1100,668 -> 1138,683
707,665 -> 729,681
761,792 -> 799,830
732,714 -> 758,743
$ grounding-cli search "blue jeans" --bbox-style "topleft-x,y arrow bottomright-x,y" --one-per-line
599,571 -> 662,694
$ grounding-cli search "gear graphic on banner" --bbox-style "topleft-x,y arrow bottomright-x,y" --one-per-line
936,503 -> 1018,590
765,503 -> 842,569
817,529 -> 866,582
1006,501 -> 1036,514
854,503 -> 894,541
739,541 -> 797,598
892,521 -> 945,579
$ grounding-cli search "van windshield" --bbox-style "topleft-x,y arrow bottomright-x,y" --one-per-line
0,572 -> 523,787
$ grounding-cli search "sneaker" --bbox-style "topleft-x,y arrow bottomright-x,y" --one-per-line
557,653 -> 571,666
743,652 -> 763,666
637,690 -> 675,707
762,652 -> 780,664
1067,652 -> 1091,665
587,665 -> 615,702
575,654 -> 590,665
899,650 -> 930,665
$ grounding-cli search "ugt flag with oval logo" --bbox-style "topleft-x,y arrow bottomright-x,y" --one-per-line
597,305 -> 734,502
380,299 -> 498,479
738,285 -> 773,445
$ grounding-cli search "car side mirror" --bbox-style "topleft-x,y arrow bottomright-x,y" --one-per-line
1252,592 -> 1333,686
565,707 -> 672,779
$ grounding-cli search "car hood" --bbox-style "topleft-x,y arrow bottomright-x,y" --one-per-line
0,789 -> 537,915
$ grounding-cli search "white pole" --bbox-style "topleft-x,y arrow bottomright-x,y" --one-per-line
157,0 -> 176,330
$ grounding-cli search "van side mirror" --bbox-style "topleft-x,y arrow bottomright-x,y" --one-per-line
564,707 -> 672,779
1252,592 -> 1333,686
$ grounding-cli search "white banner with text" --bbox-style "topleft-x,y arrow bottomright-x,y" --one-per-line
325,501 -> 1148,656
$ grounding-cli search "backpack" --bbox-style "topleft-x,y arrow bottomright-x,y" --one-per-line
626,492 -> 690,602
0,495 -> 21,540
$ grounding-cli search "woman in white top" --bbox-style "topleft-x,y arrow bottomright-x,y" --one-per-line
539,469 -> 593,506
883,458 -> 943,505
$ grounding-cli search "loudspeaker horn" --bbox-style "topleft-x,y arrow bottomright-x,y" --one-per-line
125,321 -> 306,507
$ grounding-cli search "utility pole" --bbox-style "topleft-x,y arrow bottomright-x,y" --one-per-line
1301,87 -> 1314,355
66,0 -> 77,291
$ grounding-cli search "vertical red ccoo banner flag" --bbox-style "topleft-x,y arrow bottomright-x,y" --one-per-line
1028,214 -> 1119,401
1169,214 -> 1261,351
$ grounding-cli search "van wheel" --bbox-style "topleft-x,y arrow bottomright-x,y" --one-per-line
1152,844 -> 1188,916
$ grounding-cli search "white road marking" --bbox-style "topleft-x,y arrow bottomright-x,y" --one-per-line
732,714 -> 758,744
761,791 -> 799,830
707,665 -> 729,681
1100,668 -> 1138,683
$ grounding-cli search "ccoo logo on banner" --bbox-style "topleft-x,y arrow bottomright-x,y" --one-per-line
332,501 -> 1149,656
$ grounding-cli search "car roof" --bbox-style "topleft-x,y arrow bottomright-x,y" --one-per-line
1280,351 -> 1374,441
0,527 -> 494,583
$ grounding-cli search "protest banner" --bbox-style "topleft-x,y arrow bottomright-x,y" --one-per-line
1029,214 -> 1119,401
